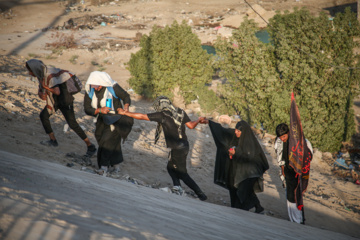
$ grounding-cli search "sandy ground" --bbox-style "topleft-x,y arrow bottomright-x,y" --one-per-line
0,0 -> 360,239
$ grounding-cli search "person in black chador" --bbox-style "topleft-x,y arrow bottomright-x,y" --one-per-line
117,96 -> 208,201
26,59 -> 96,157
202,119 -> 269,212
84,71 -> 133,176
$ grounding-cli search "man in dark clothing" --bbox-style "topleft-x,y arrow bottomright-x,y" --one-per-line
117,96 -> 207,201
26,59 -> 96,157
84,71 -> 133,175
274,123 -> 313,224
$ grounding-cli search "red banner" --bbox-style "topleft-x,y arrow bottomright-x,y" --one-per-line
289,92 -> 312,210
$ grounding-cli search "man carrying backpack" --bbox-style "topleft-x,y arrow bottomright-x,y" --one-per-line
26,59 -> 96,157
84,71 -> 133,175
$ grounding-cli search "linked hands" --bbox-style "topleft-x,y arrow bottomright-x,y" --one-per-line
117,108 -> 129,115
199,117 -> 209,124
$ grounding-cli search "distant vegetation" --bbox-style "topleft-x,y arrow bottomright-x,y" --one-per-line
128,7 -> 360,152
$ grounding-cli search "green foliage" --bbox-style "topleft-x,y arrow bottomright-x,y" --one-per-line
195,85 -> 234,114
214,18 -> 281,132
128,21 -> 213,104
214,8 -> 360,152
267,7 -> 360,152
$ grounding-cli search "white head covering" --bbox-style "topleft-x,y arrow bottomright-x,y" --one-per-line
85,71 -> 116,93
85,71 -> 117,110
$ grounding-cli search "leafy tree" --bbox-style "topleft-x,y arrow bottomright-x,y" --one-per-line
128,21 -> 213,104
214,8 -> 360,152
214,18 -> 281,131
268,7 -> 360,151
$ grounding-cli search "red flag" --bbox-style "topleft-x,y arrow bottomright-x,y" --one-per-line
289,92 -> 312,210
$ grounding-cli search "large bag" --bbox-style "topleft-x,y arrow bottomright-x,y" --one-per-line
66,74 -> 82,95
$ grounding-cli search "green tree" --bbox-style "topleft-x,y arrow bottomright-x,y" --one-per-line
128,21 -> 213,103
214,18 -> 281,131
269,7 -> 360,151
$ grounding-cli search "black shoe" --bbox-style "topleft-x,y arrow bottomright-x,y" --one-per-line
81,156 -> 92,166
197,192 -> 207,201
255,206 -> 265,214
40,139 -> 58,147
85,144 -> 97,157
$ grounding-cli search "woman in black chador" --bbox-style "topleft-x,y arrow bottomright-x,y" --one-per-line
204,119 -> 269,213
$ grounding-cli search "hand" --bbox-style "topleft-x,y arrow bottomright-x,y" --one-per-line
40,79 -> 50,91
40,79 -> 46,88
117,108 -> 126,115
100,107 -> 111,114
228,147 -> 235,158
38,89 -> 46,100
199,117 -> 209,124
123,104 -> 129,112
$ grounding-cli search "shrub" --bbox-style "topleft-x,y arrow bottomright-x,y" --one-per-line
127,21 -> 213,105
268,7 -> 360,151
214,18 -> 280,131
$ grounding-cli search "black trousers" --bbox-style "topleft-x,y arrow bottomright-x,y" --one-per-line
229,178 -> 260,210
167,145 -> 203,195
95,119 -> 123,168
284,166 -> 298,203
40,104 -> 87,140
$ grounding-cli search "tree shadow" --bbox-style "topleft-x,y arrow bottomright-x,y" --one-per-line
4,0 -> 69,56
323,3 -> 357,17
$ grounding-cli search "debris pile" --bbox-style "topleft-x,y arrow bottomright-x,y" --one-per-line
332,148 -> 360,185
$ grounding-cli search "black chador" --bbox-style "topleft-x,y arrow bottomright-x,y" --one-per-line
208,120 -> 269,212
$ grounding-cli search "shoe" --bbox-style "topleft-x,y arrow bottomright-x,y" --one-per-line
197,192 -> 207,201
40,139 -> 58,147
96,166 -> 108,177
172,186 -> 184,196
109,164 -> 120,174
85,144 -> 97,157
255,206 -> 265,214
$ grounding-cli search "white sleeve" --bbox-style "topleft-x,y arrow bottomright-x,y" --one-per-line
306,139 -> 313,155
274,138 -> 285,167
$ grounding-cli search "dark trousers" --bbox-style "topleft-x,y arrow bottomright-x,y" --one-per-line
167,165 -> 203,194
229,178 -> 261,210
95,120 -> 123,168
284,166 -> 298,203
40,104 -> 87,140
167,145 -> 203,195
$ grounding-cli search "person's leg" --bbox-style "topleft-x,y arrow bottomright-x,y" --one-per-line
168,145 -> 206,200
96,122 -> 123,170
178,172 -> 207,201
236,178 -> 259,211
253,194 -> 264,213
60,105 -> 96,156
166,163 -> 181,186
284,169 -> 302,223
287,200 -> 303,223
39,108 -> 58,146
229,187 -> 241,209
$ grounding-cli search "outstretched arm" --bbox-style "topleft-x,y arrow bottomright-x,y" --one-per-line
117,108 -> 149,121
185,117 -> 206,129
